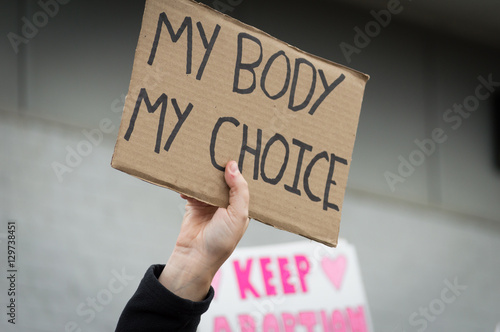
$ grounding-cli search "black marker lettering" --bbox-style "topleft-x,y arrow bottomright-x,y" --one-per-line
260,51 -> 291,100
261,134 -> 290,185
309,71 -> 345,115
288,58 -> 317,112
323,154 -> 348,211
303,151 -> 329,202
196,22 -> 221,80
210,117 -> 240,171
148,13 -> 193,75
284,139 -> 313,195
233,33 -> 263,94
239,124 -> 262,180
125,88 -> 168,154
163,99 -> 193,152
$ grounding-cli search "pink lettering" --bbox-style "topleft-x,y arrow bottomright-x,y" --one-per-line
260,257 -> 277,296
238,314 -> 256,332
320,310 -> 330,332
299,311 -> 317,332
282,313 -> 296,332
263,313 -> 280,332
320,309 -> 346,332
295,255 -> 310,293
347,306 -> 367,332
278,257 -> 295,294
214,316 -> 233,332
234,259 -> 260,299
332,310 -> 346,332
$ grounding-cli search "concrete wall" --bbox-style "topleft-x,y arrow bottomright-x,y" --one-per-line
1,0 -> 499,331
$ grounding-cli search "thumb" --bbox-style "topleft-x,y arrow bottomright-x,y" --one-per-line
224,160 -> 249,222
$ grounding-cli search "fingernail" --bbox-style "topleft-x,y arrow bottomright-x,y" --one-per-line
230,161 -> 239,174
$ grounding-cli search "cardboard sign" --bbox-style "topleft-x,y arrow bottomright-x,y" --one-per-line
111,0 -> 369,246
198,240 -> 373,332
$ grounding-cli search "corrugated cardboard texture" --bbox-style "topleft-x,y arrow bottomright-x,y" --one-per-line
111,0 -> 369,247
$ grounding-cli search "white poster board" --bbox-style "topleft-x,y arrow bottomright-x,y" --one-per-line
199,240 -> 373,331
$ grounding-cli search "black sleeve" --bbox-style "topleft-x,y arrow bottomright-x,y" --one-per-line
115,264 -> 214,332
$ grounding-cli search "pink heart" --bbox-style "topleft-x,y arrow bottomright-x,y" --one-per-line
321,255 -> 347,290
211,269 -> 222,299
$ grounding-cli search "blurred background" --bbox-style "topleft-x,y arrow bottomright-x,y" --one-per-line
1,0 -> 499,331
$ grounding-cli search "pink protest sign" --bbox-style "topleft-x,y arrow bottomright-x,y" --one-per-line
199,240 -> 373,332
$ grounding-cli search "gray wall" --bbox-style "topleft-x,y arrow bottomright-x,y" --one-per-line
1,0 -> 499,331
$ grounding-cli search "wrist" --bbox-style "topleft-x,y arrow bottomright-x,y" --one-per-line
158,246 -> 217,302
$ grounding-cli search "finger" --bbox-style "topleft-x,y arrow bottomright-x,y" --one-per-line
224,160 -> 249,222
181,194 -> 201,204
181,194 -> 215,209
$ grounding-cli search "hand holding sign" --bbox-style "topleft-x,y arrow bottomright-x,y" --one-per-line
158,160 -> 250,302
111,0 -> 369,247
